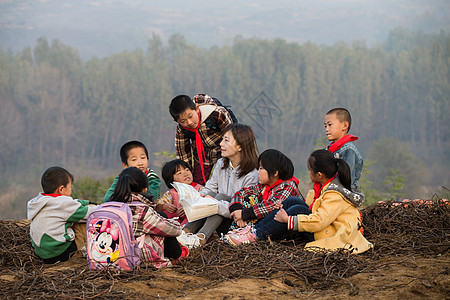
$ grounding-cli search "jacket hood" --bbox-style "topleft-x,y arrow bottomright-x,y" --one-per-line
324,178 -> 364,207
27,193 -> 51,220
198,103 -> 217,123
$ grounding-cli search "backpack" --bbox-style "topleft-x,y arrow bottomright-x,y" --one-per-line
86,202 -> 140,271
180,94 -> 238,139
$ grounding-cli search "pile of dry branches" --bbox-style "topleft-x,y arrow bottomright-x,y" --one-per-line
1,198 -> 448,299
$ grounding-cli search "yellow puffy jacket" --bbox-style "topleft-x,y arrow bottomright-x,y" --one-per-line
296,180 -> 372,254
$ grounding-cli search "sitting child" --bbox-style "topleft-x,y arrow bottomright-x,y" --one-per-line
225,149 -> 373,254
104,140 -> 161,202
109,167 -> 184,268
228,149 -> 303,231
27,166 -> 96,264
156,159 -> 204,226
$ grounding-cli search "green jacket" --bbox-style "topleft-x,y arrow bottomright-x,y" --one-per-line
103,168 -> 161,202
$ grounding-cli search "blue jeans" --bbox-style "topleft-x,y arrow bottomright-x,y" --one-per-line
255,197 -> 313,241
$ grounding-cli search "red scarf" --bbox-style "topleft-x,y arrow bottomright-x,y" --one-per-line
42,193 -> 63,197
261,177 -> 299,201
261,179 -> 283,201
182,110 -> 207,184
327,134 -> 358,153
310,174 -> 337,209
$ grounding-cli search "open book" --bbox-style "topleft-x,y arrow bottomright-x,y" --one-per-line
172,182 -> 218,222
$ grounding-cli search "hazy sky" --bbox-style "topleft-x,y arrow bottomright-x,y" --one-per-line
1,0 -> 449,58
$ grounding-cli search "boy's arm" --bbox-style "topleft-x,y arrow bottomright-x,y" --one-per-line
139,207 -> 182,237
338,147 -> 363,190
147,169 -> 161,200
66,199 -> 96,223
175,126 -> 193,169
243,181 -> 301,221
339,148 -> 357,177
103,176 -> 118,203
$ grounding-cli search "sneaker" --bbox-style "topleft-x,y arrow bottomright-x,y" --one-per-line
228,226 -> 251,235
225,227 -> 257,246
176,232 -> 205,249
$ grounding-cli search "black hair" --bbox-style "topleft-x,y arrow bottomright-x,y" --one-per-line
308,149 -> 351,190
109,167 -> 151,203
120,140 -> 149,165
169,95 -> 196,121
41,166 -> 74,194
161,159 -> 192,189
258,149 -> 294,181
326,107 -> 352,132
221,123 -> 259,178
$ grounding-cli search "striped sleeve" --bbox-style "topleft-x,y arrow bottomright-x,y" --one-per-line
146,169 -> 161,200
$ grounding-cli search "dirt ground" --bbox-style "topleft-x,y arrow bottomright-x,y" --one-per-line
2,253 -> 447,299
126,255 -> 449,299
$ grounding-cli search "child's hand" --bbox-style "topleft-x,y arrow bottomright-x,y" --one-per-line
176,207 -> 186,218
203,195 -> 215,200
274,202 -> 283,210
230,210 -> 243,222
163,203 -> 177,213
274,208 -> 288,223
236,220 -> 247,228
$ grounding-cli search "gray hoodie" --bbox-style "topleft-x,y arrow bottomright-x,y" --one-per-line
201,158 -> 258,217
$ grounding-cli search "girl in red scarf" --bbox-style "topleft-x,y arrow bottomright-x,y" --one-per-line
228,149 -> 303,231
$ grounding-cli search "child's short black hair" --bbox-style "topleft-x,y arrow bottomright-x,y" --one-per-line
258,149 -> 294,180
169,95 -> 196,121
41,166 -> 74,194
120,141 -> 149,165
326,108 -> 352,132
161,159 -> 191,189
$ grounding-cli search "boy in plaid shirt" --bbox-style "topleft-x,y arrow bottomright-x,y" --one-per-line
169,94 -> 233,185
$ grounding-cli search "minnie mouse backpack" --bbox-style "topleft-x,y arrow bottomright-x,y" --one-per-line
86,202 -> 141,270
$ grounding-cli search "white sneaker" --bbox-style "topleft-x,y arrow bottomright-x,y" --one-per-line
177,232 -> 205,249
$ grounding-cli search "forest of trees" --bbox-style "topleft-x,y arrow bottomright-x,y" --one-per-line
0,28 -> 448,219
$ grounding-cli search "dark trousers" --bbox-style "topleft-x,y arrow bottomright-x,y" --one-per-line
157,211 -> 182,259
193,160 -> 213,186
255,197 -> 314,242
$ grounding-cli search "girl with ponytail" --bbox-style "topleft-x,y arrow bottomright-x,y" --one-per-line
110,167 -> 185,268
226,150 -> 373,254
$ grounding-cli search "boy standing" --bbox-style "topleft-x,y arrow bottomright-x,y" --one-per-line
169,94 -> 233,185
324,108 -> 363,192
104,140 -> 161,202
27,166 -> 96,263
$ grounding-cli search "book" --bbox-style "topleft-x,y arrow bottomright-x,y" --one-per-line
171,182 -> 218,222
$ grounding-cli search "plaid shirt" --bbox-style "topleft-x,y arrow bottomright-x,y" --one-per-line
230,178 -> 303,220
175,104 -> 233,168
128,194 -> 182,268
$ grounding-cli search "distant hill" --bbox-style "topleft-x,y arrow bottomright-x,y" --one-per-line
1,0 -> 449,59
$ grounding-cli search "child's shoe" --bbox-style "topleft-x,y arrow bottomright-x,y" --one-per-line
225,226 -> 257,246
176,231 -> 205,249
